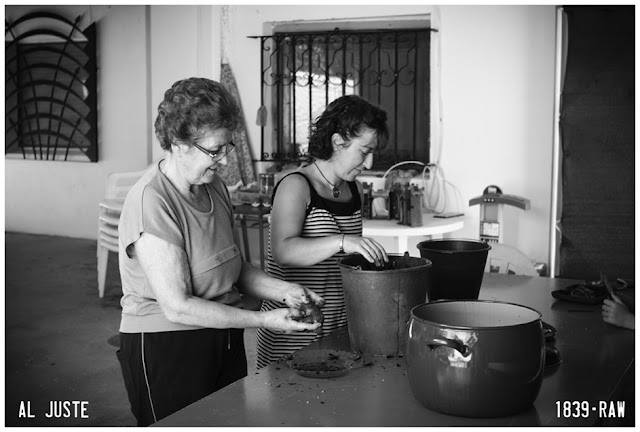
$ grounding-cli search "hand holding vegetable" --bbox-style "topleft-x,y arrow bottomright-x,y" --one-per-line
276,283 -> 325,327
261,308 -> 321,333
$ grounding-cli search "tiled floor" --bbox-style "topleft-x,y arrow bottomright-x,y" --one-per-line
4,231 -> 260,427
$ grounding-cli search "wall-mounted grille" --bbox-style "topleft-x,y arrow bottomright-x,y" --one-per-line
250,28 -> 432,168
5,12 -> 98,162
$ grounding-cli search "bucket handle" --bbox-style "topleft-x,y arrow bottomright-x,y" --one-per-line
426,337 -> 470,357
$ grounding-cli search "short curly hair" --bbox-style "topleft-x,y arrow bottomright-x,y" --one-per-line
154,77 -> 240,151
308,95 -> 389,161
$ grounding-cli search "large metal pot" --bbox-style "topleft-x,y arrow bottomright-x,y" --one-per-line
405,300 -> 544,417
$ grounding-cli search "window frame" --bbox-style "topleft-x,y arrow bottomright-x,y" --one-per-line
251,16 -> 435,170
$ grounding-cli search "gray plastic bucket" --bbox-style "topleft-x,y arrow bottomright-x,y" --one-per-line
337,254 -> 432,356
416,239 -> 491,301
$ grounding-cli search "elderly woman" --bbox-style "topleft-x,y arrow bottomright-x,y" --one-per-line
256,95 -> 389,368
116,77 -> 323,426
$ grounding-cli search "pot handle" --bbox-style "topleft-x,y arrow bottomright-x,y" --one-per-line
426,337 -> 470,357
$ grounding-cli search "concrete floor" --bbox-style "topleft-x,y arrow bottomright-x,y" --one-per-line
5,231 -> 258,427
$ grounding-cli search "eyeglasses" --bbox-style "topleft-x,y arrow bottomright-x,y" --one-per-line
192,141 -> 236,161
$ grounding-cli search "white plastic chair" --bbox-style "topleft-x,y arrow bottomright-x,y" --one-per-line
484,243 -> 539,277
97,169 -> 146,297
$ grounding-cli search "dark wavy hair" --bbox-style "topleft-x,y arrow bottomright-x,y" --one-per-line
154,77 -> 240,151
308,95 -> 389,161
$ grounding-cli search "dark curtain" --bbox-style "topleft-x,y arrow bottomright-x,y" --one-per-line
559,6 -> 635,280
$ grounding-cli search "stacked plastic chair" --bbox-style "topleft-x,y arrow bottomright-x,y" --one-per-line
97,170 -> 146,297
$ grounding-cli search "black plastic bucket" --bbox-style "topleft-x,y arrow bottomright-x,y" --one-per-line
337,254 -> 432,356
416,239 -> 491,301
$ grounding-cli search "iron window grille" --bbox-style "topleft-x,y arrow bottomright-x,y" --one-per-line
5,12 -> 98,162
250,28 -> 432,169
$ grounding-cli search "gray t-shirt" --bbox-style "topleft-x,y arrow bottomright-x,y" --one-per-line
118,160 -> 244,333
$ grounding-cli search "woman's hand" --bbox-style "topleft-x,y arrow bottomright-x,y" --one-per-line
261,308 -> 322,333
602,293 -> 634,330
280,283 -> 325,309
343,235 -> 388,266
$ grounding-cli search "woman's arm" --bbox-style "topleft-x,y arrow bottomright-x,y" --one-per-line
270,174 -> 344,267
134,232 -> 319,331
271,175 -> 388,266
236,260 -> 325,307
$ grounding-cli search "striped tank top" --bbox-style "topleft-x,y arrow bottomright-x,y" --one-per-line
256,171 -> 362,369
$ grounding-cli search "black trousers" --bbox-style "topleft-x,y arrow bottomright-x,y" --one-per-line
116,328 -> 247,426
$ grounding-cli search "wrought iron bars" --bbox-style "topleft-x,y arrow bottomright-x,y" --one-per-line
249,28 -> 431,167
5,12 -> 98,162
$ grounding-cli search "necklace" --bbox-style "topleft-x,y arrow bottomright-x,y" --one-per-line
314,162 -> 343,198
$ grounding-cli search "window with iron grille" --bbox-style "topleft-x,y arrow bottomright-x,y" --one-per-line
5,12 -> 98,162
251,28 -> 431,169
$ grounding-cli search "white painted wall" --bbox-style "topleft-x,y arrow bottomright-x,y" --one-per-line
4,5 -> 556,267
436,5 -> 555,265
149,6 -> 210,162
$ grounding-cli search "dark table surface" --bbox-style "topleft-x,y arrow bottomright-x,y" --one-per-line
155,274 -> 634,427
